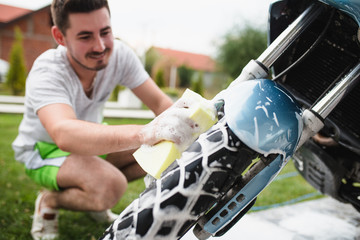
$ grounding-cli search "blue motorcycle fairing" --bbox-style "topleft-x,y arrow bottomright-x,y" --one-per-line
203,79 -> 303,235
224,79 -> 303,160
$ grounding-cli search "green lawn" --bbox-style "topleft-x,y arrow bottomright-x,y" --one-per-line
0,113 -> 320,239
0,114 -> 150,240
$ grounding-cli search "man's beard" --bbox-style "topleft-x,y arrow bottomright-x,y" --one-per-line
71,48 -> 110,71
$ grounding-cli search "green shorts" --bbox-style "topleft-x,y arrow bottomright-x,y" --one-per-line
26,165 -> 62,191
25,141 -> 106,191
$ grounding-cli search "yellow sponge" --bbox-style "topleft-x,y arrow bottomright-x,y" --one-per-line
189,102 -> 217,133
133,89 -> 217,179
133,141 -> 181,179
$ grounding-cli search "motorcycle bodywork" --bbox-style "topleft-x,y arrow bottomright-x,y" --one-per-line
204,79 -> 303,235
101,0 -> 360,239
101,81 -> 302,239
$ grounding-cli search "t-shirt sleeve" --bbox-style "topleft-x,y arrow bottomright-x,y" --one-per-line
26,67 -> 73,114
113,41 -> 150,89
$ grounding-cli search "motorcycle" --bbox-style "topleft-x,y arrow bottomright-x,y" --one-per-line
100,0 -> 360,239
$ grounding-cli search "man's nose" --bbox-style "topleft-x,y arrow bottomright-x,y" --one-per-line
93,35 -> 106,52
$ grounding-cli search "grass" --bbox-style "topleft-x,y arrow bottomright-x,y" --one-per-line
252,162 -> 321,210
0,113 -> 320,239
0,114 -> 150,240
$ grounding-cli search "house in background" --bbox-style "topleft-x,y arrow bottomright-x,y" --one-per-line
146,47 -> 218,89
0,3 -> 55,74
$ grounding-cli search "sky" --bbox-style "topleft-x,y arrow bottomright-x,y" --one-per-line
0,0 -> 274,57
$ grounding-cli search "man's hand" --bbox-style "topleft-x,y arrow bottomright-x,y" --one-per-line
140,104 -> 197,149
139,89 -> 217,151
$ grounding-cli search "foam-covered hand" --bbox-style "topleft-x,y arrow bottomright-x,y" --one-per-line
136,89 -> 218,179
141,89 -> 215,149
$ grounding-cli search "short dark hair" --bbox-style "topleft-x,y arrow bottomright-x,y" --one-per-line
51,0 -> 110,34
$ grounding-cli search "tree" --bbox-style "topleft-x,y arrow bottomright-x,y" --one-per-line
6,27 -> 27,96
191,72 -> 204,96
216,25 -> 267,80
144,47 -> 160,74
155,68 -> 165,88
178,65 -> 194,88
109,85 -> 125,101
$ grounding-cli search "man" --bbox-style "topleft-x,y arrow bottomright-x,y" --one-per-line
12,0 -> 197,239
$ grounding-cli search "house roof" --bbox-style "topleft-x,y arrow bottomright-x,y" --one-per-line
154,47 -> 216,72
0,4 -> 32,24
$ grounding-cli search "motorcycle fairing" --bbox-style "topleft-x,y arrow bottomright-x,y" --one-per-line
201,79 -> 303,234
224,79 -> 303,160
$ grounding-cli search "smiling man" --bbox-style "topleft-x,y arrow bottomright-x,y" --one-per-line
11,0 -> 198,239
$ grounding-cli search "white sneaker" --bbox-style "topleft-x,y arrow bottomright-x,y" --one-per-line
88,209 -> 119,223
31,192 -> 59,240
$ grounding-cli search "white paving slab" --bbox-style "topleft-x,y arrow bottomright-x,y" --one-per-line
182,197 -> 360,239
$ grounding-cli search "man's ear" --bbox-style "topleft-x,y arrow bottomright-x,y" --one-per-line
51,26 -> 65,46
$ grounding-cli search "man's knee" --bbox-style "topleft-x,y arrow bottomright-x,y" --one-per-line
91,171 -> 128,210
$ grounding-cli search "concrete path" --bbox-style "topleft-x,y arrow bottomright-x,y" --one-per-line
182,197 -> 360,239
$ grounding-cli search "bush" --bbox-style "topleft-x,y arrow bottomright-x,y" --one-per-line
155,69 -> 166,88
144,47 -> 160,74
191,72 -> 204,96
178,65 -> 194,88
6,27 -> 27,96
109,85 -> 125,101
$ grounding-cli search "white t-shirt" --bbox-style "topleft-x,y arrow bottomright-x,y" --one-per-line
12,40 -> 149,168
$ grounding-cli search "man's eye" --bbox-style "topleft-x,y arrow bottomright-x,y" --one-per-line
79,36 -> 90,40
101,31 -> 110,37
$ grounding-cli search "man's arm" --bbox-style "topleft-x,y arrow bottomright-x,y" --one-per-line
37,79 -> 195,156
37,103 -> 144,156
132,78 -> 173,116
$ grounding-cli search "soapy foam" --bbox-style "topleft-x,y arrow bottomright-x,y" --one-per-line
142,90 -> 217,152
103,116 -> 254,239
255,105 -> 269,118
273,112 -> 279,127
